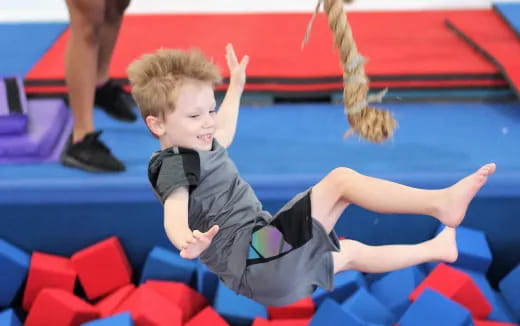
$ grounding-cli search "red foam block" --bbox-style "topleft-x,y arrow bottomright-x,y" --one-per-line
185,306 -> 229,326
268,297 -> 314,320
113,283 -> 182,326
474,321 -> 518,326
253,318 -> 310,326
23,252 -> 77,311
95,284 -> 136,318
24,288 -> 99,326
410,263 -> 492,319
145,280 -> 208,322
70,236 -> 132,300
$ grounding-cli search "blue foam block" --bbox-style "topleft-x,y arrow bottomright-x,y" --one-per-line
341,287 -> 396,325
435,225 -> 492,273
494,2 -> 520,38
0,309 -> 22,326
309,298 -> 365,326
80,312 -> 134,326
312,270 -> 366,306
213,282 -> 267,326
498,264 -> 520,321
364,272 -> 389,284
369,266 -> 426,317
139,246 -> 197,286
422,261 -> 439,274
398,289 -> 473,326
454,226 -> 493,273
456,267 -> 516,323
0,239 -> 30,306
196,263 -> 219,305
491,291 -> 518,323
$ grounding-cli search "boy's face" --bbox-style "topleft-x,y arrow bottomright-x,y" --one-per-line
157,79 -> 217,151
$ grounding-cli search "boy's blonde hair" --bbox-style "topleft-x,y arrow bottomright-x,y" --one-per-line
127,48 -> 222,120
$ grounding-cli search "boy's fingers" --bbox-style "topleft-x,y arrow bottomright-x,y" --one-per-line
241,55 -> 249,68
180,250 -> 192,259
225,52 -> 233,67
226,43 -> 238,66
226,43 -> 235,56
208,225 -> 219,237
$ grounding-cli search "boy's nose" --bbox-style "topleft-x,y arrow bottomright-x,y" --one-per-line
203,115 -> 216,128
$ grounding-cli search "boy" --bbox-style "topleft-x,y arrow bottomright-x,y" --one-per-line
127,44 -> 496,306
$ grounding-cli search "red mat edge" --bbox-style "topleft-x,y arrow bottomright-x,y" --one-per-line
445,18 -> 520,100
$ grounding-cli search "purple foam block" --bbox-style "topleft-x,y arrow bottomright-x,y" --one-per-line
0,77 -> 29,135
0,99 -> 71,163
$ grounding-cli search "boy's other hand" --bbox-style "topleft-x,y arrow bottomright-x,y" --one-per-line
179,225 -> 220,259
225,43 -> 249,90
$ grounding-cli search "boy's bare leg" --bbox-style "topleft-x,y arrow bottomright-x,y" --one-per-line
96,0 -> 130,83
311,163 -> 496,233
64,0 -> 105,142
332,226 -> 458,274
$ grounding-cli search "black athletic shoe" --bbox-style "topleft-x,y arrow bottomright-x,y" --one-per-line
60,131 -> 126,173
94,79 -> 137,122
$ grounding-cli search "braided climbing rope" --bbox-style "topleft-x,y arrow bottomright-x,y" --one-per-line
303,0 -> 397,143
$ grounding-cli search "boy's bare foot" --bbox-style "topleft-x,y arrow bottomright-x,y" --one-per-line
436,163 -> 496,227
431,226 -> 458,263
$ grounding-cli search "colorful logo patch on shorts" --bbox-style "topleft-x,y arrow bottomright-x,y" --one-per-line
248,225 -> 293,259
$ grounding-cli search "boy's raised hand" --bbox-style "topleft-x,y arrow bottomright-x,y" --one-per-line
179,225 -> 220,259
225,43 -> 249,90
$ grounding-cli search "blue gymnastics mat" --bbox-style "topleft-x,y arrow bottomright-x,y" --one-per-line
0,101 -> 519,204
494,1 -> 520,39
0,23 -> 67,76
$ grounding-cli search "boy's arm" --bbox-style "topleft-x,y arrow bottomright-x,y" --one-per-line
215,85 -> 244,148
215,44 -> 249,148
163,186 -> 194,250
164,186 -> 220,259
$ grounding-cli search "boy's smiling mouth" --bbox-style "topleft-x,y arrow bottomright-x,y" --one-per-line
197,134 -> 213,142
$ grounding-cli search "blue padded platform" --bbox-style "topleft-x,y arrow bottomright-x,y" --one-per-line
494,2 -> 520,39
0,101 -> 519,204
0,23 -> 67,76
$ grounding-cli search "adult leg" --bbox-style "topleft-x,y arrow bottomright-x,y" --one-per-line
93,0 -> 136,122
61,0 -> 127,173
97,0 -> 130,82
64,0 -> 105,142
332,226 -> 458,274
310,163 -> 496,233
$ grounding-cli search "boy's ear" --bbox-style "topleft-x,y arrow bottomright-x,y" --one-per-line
145,115 -> 164,137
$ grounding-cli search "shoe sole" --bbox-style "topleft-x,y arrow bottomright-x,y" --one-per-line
60,154 -> 125,173
95,103 -> 137,122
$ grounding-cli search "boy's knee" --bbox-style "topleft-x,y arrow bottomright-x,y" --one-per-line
338,239 -> 363,270
328,167 -> 358,186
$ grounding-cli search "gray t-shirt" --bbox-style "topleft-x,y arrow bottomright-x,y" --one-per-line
148,139 -> 269,291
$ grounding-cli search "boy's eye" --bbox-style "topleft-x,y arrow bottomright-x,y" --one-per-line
209,110 -> 216,114
189,115 -> 199,118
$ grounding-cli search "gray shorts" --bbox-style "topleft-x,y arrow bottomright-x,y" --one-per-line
238,189 -> 340,306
